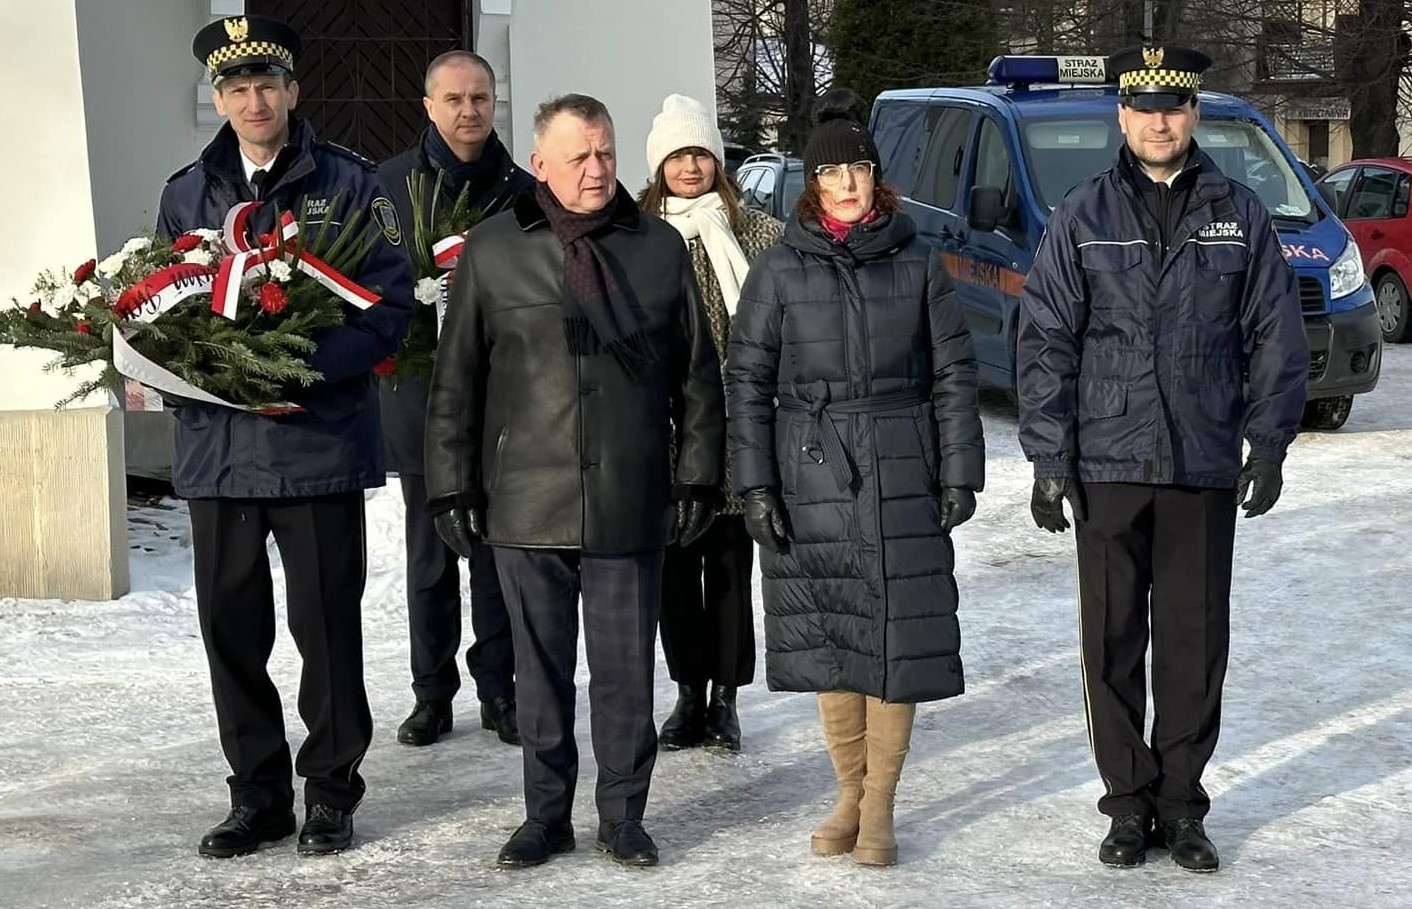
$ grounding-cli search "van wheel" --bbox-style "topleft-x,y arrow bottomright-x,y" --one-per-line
1300,395 -> 1353,431
1375,271 -> 1411,343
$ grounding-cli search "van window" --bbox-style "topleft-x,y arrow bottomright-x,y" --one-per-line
1019,115 -> 1317,221
974,117 -> 1015,208
872,101 -> 928,197
915,107 -> 969,210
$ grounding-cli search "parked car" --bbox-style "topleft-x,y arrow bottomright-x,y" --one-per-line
734,153 -> 806,221
721,140 -> 759,178
1317,158 -> 1412,343
870,55 -> 1382,431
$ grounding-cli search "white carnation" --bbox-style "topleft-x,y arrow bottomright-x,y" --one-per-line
120,237 -> 153,256
193,228 -> 221,242
46,282 -> 77,314
79,281 -> 103,301
182,249 -> 214,266
96,252 -> 127,278
268,260 -> 294,284
415,276 -> 443,307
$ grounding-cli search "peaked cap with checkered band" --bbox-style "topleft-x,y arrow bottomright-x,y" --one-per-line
193,15 -> 301,83
1109,45 -> 1212,110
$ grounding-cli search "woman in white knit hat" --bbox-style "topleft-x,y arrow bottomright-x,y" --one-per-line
640,93 -> 782,754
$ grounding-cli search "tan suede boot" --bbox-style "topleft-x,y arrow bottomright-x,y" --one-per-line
851,697 -> 916,866
810,691 -> 867,855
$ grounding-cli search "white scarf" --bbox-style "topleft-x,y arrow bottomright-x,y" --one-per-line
662,193 -> 752,315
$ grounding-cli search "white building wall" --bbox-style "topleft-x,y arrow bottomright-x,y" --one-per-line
75,0 -> 222,254
501,0 -> 717,192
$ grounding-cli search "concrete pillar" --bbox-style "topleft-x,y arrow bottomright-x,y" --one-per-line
0,0 -> 128,600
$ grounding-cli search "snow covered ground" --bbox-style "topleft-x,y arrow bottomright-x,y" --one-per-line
3,349 -> 1412,909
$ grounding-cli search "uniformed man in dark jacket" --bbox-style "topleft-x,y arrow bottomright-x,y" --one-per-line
424,94 -> 725,870
1018,46 -> 1309,873
158,16 -> 413,858
377,50 -> 533,750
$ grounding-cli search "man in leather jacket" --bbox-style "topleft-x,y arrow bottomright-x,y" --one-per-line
423,94 -> 725,870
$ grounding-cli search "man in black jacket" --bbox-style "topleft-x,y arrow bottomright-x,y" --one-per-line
160,16 -> 414,858
425,94 -> 725,870
378,51 -> 532,749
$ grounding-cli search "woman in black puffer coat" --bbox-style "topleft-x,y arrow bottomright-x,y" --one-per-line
725,90 -> 985,867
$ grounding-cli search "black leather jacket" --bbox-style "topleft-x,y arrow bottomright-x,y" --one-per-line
424,186 -> 725,554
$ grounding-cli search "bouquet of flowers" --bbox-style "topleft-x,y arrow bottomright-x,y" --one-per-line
0,196 -> 380,410
382,170 -> 484,387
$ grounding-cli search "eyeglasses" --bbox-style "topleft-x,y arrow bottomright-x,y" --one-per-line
815,161 -> 876,186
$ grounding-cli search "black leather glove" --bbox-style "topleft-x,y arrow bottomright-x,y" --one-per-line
1237,457 -> 1283,518
1031,476 -> 1087,533
433,506 -> 483,559
743,488 -> 789,553
678,497 -> 719,548
940,488 -> 976,533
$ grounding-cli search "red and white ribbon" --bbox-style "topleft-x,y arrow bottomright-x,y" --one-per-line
210,201 -> 381,320
432,233 -> 465,270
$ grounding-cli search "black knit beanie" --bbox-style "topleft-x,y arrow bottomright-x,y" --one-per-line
802,88 -> 881,175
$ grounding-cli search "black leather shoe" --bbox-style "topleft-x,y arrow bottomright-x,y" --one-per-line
297,805 -> 354,855
497,820 -> 576,867
596,819 -> 659,867
1098,814 -> 1151,867
397,699 -> 453,746
481,696 -> 520,746
703,683 -> 741,752
658,683 -> 707,750
1160,818 -> 1220,872
198,805 -> 296,858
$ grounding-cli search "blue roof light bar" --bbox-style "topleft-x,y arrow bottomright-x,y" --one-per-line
986,55 -> 1112,88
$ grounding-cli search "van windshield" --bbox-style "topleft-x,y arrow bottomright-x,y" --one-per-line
1021,116 -> 1317,222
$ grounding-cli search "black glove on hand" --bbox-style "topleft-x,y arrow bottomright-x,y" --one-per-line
743,488 -> 789,553
940,488 -> 976,534
433,506 -> 483,559
1237,457 -> 1283,518
1031,476 -> 1087,533
678,496 -> 719,548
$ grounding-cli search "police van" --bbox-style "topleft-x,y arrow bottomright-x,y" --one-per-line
871,55 -> 1381,430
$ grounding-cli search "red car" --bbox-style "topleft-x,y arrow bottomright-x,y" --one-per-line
1317,158 -> 1412,342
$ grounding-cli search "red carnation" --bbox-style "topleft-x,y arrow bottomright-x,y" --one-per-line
75,320 -> 92,335
171,234 -> 203,253
258,282 -> 288,315
73,259 -> 96,285
28,301 -> 41,313
373,357 -> 397,377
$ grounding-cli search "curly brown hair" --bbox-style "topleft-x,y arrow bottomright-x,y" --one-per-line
795,176 -> 902,224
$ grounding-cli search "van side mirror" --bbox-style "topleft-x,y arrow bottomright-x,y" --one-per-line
968,186 -> 1007,232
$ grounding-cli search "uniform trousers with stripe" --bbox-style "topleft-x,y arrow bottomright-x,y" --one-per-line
493,546 -> 664,824
189,493 -> 374,813
1075,482 -> 1236,822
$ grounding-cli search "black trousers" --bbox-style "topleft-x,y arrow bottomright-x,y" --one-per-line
660,514 -> 756,687
399,474 -> 514,703
1076,483 -> 1236,822
189,494 -> 373,812
493,547 -> 664,824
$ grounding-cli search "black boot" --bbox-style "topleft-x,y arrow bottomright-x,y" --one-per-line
198,805 -> 296,858
497,820 -> 576,867
703,683 -> 741,752
596,819 -> 659,866
397,699 -> 453,746
480,696 -> 520,746
1098,814 -> 1151,867
297,805 -> 354,855
1160,818 -> 1220,872
658,683 -> 707,750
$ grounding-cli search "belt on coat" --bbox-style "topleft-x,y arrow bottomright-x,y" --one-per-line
778,383 -> 929,492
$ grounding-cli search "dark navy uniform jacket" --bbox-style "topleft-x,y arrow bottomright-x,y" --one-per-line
157,117 -> 414,498
1017,147 -> 1309,489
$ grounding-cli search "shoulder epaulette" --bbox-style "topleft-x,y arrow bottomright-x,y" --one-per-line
166,161 -> 200,184
318,141 -> 375,169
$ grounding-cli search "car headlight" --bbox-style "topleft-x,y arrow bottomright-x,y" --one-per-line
1328,237 -> 1366,299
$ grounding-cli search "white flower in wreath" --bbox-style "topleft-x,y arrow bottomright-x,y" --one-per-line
120,237 -> 153,257
78,280 -> 103,302
267,260 -> 294,284
45,281 -> 78,314
192,228 -> 221,243
182,249 -> 214,267
415,276 -> 443,307
96,251 -> 127,278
